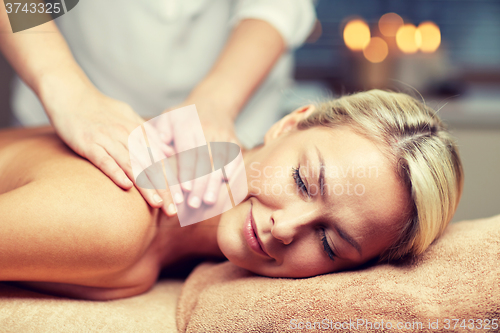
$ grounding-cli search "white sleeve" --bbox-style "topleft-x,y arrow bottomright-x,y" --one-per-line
230,0 -> 317,49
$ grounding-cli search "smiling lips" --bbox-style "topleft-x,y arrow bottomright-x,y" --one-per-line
244,202 -> 271,258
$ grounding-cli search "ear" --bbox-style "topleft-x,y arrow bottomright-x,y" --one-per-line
264,105 -> 316,144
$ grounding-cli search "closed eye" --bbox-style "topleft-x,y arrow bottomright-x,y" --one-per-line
321,228 -> 336,261
292,166 -> 309,198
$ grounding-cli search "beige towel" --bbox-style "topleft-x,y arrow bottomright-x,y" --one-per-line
176,215 -> 500,333
0,279 -> 183,333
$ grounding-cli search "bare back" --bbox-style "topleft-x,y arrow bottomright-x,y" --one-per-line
0,126 -> 167,299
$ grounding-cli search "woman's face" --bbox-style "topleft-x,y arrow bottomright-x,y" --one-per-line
217,106 -> 411,278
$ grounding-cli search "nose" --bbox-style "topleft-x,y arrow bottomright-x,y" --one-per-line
270,207 -> 319,245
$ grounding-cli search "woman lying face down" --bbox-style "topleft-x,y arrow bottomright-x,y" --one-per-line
0,90 -> 463,299
219,89 -> 464,277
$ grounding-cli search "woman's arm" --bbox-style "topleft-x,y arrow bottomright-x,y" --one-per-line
160,19 -> 286,208
0,1 -> 167,211
0,0 -> 85,96
185,19 -> 286,120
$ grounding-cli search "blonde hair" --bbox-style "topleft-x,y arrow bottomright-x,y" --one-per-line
297,89 -> 464,261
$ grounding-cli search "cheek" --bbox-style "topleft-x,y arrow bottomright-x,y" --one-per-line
277,245 -> 337,278
246,145 -> 295,195
247,163 -> 295,205
365,229 -> 399,258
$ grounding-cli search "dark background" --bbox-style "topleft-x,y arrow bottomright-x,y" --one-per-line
295,0 -> 500,88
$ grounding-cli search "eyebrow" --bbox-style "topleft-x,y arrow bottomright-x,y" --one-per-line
315,145 -> 326,197
315,145 -> 362,257
336,225 -> 362,256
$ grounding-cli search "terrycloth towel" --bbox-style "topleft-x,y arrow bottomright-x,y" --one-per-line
176,214 -> 500,333
0,279 -> 183,333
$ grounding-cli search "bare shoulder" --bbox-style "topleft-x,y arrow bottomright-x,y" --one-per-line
0,126 -> 152,227
0,127 -> 163,295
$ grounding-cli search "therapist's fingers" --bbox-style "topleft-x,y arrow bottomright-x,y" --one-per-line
132,153 -> 181,216
187,176 -> 209,209
186,147 -> 212,208
156,188 -> 178,216
87,142 -> 135,190
137,123 -> 182,214
135,176 -> 165,208
155,112 -> 174,145
126,132 -> 170,209
161,157 -> 185,215
201,141 -> 227,202
139,159 -> 169,208
221,140 -> 241,181
143,121 -> 175,158
169,183 -> 185,205
177,141 -> 197,192
203,171 -> 223,205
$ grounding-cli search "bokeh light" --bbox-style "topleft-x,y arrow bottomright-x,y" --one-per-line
378,13 -> 404,37
363,37 -> 389,63
417,21 -> 441,53
396,24 -> 420,54
343,19 -> 371,51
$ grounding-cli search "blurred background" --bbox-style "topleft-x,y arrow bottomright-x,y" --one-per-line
0,0 -> 499,222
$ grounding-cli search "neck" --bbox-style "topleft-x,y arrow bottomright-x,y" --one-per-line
156,214 -> 223,269
181,215 -> 224,258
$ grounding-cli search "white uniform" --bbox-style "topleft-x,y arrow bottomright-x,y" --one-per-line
11,0 -> 316,148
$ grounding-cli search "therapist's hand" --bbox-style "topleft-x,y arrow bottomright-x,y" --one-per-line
46,83 -> 174,212
156,99 -> 241,209
150,18 -> 286,210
